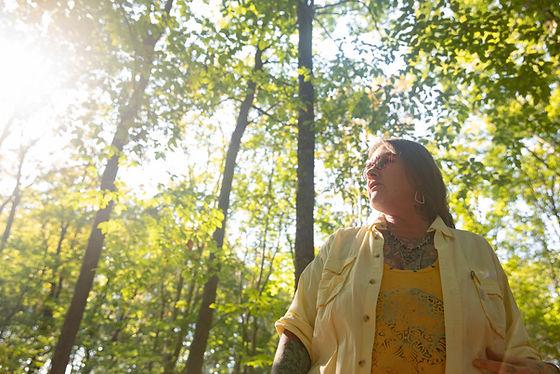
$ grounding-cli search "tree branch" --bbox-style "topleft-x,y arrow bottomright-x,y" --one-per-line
315,0 -> 354,11
526,148 -> 560,179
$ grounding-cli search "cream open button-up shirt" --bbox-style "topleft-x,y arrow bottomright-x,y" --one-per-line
275,216 -> 540,373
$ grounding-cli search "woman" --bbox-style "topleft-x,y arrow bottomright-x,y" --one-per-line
272,139 -> 559,373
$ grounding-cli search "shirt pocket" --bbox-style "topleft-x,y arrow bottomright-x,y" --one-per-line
470,270 -> 506,339
316,255 -> 357,308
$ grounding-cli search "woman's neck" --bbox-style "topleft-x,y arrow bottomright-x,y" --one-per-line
383,213 -> 430,240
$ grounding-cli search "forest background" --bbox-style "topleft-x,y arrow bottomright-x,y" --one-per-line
0,0 -> 558,373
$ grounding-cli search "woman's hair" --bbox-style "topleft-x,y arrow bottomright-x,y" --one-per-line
368,138 -> 455,228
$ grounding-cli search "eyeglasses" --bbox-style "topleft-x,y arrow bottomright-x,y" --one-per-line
363,152 -> 397,179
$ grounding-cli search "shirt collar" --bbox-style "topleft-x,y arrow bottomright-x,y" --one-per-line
369,215 -> 454,238
427,216 -> 454,238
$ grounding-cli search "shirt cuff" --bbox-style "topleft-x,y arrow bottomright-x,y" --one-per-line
275,313 -> 313,358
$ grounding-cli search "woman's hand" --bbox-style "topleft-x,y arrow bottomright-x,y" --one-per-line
473,348 -> 559,373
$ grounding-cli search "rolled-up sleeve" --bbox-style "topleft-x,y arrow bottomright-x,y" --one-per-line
274,234 -> 334,356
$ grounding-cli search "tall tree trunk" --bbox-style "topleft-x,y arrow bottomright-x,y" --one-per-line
294,0 -> 315,287
0,284 -> 31,338
0,185 -> 20,251
163,241 -> 203,374
161,241 -> 192,373
27,220 -> 68,372
540,223 -> 560,294
161,272 -> 184,371
27,222 -> 70,371
48,2 -> 173,372
43,221 -> 69,320
183,46 -> 264,374
0,115 -> 14,151
0,195 -> 12,217
147,278 -> 168,373
74,276 -> 113,374
0,144 -> 29,251
163,276 -> 198,374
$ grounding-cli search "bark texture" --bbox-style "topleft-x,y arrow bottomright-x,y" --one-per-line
294,0 -> 315,288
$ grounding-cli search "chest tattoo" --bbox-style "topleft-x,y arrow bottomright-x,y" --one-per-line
382,231 -> 438,270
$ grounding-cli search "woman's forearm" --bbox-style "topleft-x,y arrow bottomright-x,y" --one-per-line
271,330 -> 311,374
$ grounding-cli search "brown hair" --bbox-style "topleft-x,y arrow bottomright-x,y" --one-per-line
368,138 -> 455,228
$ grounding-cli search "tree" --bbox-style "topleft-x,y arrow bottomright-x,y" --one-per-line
0,141 -> 36,251
49,1 -> 174,372
182,1 -> 298,371
0,0 -> 558,371
184,43 -> 264,374
294,0 -> 316,287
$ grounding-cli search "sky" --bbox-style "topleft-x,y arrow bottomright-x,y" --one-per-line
0,31 -> 72,194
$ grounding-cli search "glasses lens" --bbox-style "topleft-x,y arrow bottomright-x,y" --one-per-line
364,153 -> 395,179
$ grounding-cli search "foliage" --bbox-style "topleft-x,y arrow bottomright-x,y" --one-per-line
0,0 -> 558,372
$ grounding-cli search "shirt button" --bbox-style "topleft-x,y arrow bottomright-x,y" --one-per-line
358,359 -> 365,367
363,315 -> 370,322
369,278 -> 375,284
374,253 -> 380,258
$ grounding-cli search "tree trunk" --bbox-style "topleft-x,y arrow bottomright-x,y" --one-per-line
48,2 -> 173,372
0,195 -> 12,217
0,144 -> 29,251
0,285 -> 31,338
75,277 -> 113,374
183,46 -> 264,374
163,240 -> 205,373
294,0 -> 315,287
0,185 -> 20,251
26,222 -> 71,371
43,221 -> 69,320
163,277 -> 198,374
161,241 -> 192,372
0,115 -> 14,151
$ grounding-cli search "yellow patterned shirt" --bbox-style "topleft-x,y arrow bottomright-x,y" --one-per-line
371,260 -> 446,373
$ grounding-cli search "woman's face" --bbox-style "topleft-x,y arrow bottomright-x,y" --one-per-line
364,144 -> 416,215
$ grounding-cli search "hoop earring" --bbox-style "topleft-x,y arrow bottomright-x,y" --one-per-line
415,191 -> 425,205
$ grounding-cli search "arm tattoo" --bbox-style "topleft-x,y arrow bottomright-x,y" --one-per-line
271,331 -> 311,374
504,364 -> 517,374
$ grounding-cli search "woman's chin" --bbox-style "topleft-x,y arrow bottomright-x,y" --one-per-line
369,195 -> 385,210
